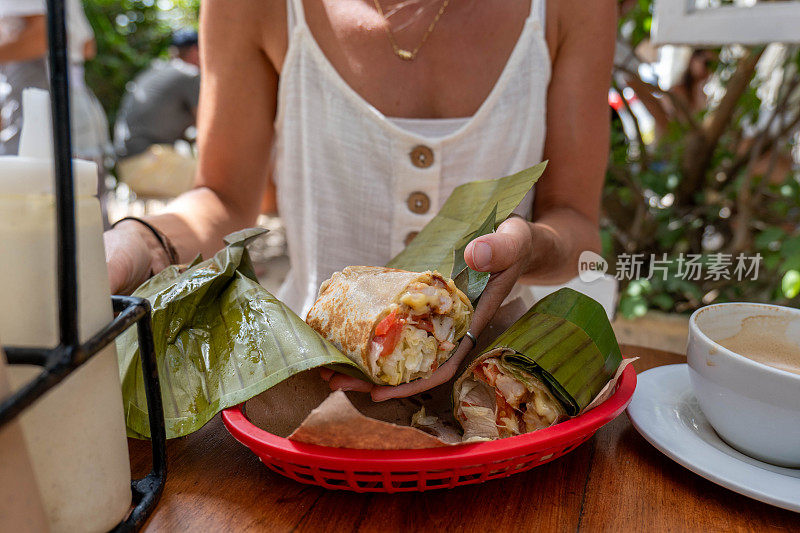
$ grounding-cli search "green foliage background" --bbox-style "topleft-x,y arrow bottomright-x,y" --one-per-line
608,1 -> 800,317
82,0 -> 199,123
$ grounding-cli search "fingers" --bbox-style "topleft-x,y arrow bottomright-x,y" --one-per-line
104,225 -> 154,295
327,373 -> 374,393
104,231 -> 131,295
370,336 -> 474,401
464,217 -> 532,273
319,368 -> 374,392
370,361 -> 455,401
106,258 -> 128,296
462,217 -> 533,339
107,244 -> 141,296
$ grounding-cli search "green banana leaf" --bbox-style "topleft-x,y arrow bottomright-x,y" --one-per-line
118,163 -> 545,439
387,162 -> 546,277
451,205 -> 498,304
485,288 -> 622,415
117,228 -> 363,438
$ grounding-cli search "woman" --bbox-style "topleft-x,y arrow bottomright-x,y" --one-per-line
106,0 -> 616,400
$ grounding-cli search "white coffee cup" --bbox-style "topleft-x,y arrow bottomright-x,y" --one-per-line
687,302 -> 800,467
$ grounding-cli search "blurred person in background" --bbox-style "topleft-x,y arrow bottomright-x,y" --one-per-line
0,0 -> 113,224
113,29 -> 200,199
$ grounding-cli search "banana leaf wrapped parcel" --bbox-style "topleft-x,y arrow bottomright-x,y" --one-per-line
454,288 -> 623,441
306,267 -> 473,386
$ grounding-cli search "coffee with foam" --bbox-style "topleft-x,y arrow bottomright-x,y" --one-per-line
716,315 -> 800,375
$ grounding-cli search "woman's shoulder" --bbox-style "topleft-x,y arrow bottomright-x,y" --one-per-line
549,0 -> 616,37
203,0 -> 285,28
546,0 -> 616,60
203,0 -> 287,70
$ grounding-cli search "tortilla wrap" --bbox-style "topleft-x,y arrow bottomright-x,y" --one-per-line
306,266 -> 472,385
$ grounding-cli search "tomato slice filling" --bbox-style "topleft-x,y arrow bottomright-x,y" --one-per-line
373,308 -> 450,363
373,310 -> 406,358
375,310 -> 399,336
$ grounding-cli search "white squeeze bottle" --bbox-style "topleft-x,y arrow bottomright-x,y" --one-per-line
0,345 -> 49,533
0,89 -> 131,532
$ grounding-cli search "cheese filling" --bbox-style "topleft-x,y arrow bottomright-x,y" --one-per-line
369,280 -> 471,385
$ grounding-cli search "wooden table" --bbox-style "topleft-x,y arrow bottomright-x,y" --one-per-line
129,346 -> 799,531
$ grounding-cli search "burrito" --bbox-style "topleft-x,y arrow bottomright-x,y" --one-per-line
452,288 -> 624,441
306,266 -> 473,386
454,351 -> 567,440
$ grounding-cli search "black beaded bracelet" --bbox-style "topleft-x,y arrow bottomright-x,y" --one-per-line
112,216 -> 180,265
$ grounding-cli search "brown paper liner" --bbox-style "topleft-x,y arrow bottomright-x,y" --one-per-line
244,358 -> 636,449
288,391 -> 448,449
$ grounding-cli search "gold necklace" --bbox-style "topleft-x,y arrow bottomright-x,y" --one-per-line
372,0 -> 451,61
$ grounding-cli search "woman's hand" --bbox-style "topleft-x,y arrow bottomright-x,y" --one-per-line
323,216 -> 536,401
104,221 -> 167,295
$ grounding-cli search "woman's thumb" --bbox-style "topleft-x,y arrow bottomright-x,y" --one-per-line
464,218 -> 530,273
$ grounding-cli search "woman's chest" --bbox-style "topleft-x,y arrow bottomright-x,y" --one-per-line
268,0 -> 544,119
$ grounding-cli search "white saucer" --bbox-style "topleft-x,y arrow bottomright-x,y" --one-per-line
627,364 -> 800,512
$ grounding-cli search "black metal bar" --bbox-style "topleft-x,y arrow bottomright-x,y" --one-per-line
135,301 -> 167,483
1,299 -> 143,428
112,297 -> 167,532
0,345 -> 72,427
3,348 -> 52,367
45,0 -> 78,347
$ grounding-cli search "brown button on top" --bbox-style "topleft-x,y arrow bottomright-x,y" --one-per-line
407,191 -> 430,214
410,145 -> 434,168
404,231 -> 419,246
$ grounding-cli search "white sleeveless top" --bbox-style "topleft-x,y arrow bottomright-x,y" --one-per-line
274,0 -> 551,317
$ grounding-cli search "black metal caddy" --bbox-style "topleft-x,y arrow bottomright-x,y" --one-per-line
0,1 -> 167,531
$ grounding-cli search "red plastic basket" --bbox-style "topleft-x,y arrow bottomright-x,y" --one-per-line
222,365 -> 636,493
